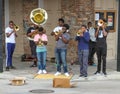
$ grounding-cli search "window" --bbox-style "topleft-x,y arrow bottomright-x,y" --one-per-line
95,10 -> 116,32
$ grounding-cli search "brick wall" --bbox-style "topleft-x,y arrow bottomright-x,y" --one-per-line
23,0 -> 38,55
61,0 -> 94,62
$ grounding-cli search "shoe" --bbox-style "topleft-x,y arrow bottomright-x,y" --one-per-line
30,64 -> 37,67
79,74 -> 84,77
6,67 -> 9,71
102,72 -> 107,75
94,71 -> 101,75
43,70 -> 47,74
84,75 -> 87,77
92,63 -> 96,66
37,70 -> 42,74
64,72 -> 70,77
10,66 -> 16,69
54,72 -> 61,76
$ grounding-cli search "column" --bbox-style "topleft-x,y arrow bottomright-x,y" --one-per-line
0,0 -> 3,72
38,0 -> 44,8
117,1 -> 120,71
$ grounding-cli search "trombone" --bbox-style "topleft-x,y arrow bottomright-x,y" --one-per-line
14,24 -> 19,31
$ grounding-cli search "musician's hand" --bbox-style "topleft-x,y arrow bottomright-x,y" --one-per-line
102,25 -> 105,29
97,26 -> 100,30
80,33 -> 83,37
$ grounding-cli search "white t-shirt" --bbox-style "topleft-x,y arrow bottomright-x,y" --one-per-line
88,27 -> 96,42
5,27 -> 16,43
53,26 -> 62,32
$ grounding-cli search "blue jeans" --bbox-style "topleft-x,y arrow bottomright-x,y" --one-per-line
37,51 -> 47,70
6,43 -> 15,67
55,48 -> 68,73
78,49 -> 89,76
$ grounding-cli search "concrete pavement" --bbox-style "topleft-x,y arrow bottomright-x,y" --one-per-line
0,57 -> 120,94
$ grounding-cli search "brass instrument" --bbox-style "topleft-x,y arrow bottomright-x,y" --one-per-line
54,30 -> 64,36
98,19 -> 105,27
76,29 -> 83,36
98,19 -> 107,27
28,8 -> 48,40
38,38 -> 43,46
97,19 -> 107,30
14,24 -> 19,31
54,31 -> 60,36
27,30 -> 39,41
30,8 -> 48,25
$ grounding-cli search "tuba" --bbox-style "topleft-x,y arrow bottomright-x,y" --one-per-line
28,8 -> 48,40
30,8 -> 48,25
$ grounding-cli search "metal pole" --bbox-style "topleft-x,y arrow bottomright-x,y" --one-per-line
0,0 -> 3,72
117,1 -> 120,71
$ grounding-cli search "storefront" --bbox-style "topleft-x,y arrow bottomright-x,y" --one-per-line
3,0 -> 118,60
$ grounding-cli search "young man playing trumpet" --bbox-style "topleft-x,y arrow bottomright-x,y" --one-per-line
94,18 -> 109,76
34,27 -> 48,74
75,25 -> 90,77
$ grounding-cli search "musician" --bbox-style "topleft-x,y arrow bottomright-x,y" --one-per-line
26,23 -> 38,67
5,21 -> 18,71
94,18 -> 109,75
87,22 -> 96,66
75,25 -> 90,77
51,18 -> 65,65
54,24 -> 70,77
34,27 -> 48,74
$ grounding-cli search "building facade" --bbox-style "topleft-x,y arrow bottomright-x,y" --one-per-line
3,0 -> 118,60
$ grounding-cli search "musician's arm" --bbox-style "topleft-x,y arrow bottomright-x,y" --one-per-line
103,28 -> 108,37
61,36 -> 69,44
95,27 -> 99,38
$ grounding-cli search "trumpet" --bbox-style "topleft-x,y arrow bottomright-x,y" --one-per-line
76,29 -> 83,36
98,19 -> 105,27
38,38 -> 43,46
98,19 -> 107,27
97,19 -> 107,30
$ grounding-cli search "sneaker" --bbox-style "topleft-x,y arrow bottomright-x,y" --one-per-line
79,74 -> 84,77
94,71 -> 101,75
37,70 -> 42,74
92,63 -> 96,66
102,72 -> 107,76
10,66 -> 16,69
64,72 -> 70,77
54,72 -> 61,76
6,67 -> 9,71
30,64 -> 37,67
43,70 -> 47,74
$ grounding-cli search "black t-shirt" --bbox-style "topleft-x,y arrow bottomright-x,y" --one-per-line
26,27 -> 36,46
96,27 -> 109,47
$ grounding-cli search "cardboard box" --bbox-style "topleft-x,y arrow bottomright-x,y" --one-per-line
53,78 -> 71,88
10,77 -> 26,86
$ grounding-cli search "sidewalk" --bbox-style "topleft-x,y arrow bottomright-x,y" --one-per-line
0,57 -> 120,94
